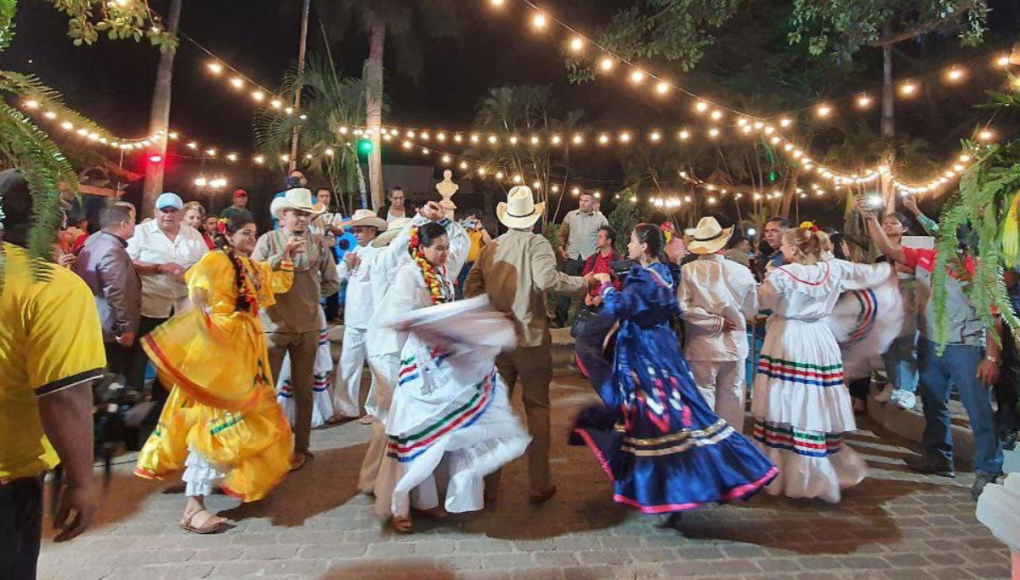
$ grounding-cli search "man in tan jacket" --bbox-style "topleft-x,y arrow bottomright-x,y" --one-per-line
465,186 -> 594,503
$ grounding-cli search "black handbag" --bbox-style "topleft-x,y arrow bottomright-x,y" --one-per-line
570,304 -> 601,338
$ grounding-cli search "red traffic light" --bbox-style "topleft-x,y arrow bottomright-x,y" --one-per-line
148,154 -> 164,164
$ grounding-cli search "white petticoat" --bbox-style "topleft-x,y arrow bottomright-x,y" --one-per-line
183,446 -> 226,498
276,328 -> 335,428
825,278 -> 905,381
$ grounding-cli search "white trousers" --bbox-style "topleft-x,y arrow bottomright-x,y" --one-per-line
332,326 -> 378,418
691,359 -> 747,432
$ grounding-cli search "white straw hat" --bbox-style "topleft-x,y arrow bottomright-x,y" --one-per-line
685,217 -> 734,255
270,188 -> 326,220
497,186 -> 545,229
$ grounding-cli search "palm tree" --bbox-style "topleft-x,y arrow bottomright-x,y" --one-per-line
315,0 -> 461,210
0,0 -> 169,290
254,53 -> 371,213
471,85 -> 585,222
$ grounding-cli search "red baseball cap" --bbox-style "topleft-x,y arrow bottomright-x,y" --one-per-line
233,189 -> 248,198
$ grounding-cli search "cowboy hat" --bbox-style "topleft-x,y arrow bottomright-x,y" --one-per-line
372,217 -> 413,248
270,188 -> 325,220
347,208 -> 388,232
685,217 -> 734,255
497,186 -> 545,229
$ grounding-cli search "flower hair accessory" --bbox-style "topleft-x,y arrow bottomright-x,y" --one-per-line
799,221 -> 819,233
660,222 -> 676,244
217,218 -> 229,235
408,226 -> 421,250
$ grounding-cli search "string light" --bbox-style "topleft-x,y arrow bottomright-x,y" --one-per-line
599,57 -> 614,72
857,94 -> 872,108
569,37 -> 585,52
816,105 -> 832,118
946,67 -> 966,83
899,82 -> 918,97
629,70 -> 646,84
531,12 -> 547,30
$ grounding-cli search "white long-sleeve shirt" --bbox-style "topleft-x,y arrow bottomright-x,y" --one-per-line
366,216 -> 469,358
677,253 -> 759,362
337,244 -> 383,330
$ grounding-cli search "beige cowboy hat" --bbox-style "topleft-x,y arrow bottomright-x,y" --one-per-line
270,188 -> 326,221
372,217 -> 413,248
347,208 -> 388,231
497,186 -> 545,229
685,216 -> 734,255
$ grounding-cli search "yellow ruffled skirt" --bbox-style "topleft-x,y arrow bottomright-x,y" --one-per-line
135,309 -> 293,502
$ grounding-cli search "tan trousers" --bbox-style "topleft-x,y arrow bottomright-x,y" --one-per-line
357,353 -> 399,494
488,345 -> 553,493
266,329 -> 319,454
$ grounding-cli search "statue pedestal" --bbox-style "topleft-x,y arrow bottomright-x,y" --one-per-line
436,170 -> 459,222
440,199 -> 457,221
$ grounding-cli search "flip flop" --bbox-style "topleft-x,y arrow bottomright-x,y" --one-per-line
180,511 -> 231,535
289,451 -> 314,472
359,415 -> 374,425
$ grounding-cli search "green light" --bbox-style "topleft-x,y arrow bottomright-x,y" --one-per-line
357,138 -> 374,156
769,171 -> 777,182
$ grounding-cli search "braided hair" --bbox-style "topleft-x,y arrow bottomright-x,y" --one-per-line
213,215 -> 257,313
408,221 -> 450,305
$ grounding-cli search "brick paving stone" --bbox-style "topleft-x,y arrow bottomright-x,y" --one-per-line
34,375 -> 1012,580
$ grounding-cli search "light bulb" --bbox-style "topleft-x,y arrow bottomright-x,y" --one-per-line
946,68 -> 966,82
569,37 -> 585,53
857,94 -> 871,108
816,105 -> 832,117
230,77 -> 244,89
708,128 -> 720,138
779,118 -> 792,128
251,91 -> 265,102
619,132 -> 631,143
532,13 -> 547,29
649,131 -> 662,142
678,130 -> 690,140
598,134 -> 610,145
695,101 -> 709,113
710,110 -> 723,120
900,82 -> 917,96
599,57 -> 614,71
441,155 -> 451,163
207,62 -> 223,75
629,70 -> 646,84
655,82 -> 670,95
325,148 -> 335,157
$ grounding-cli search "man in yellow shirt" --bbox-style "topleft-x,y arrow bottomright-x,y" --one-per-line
0,170 -> 106,579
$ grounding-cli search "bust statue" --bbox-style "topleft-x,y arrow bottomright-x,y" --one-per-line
436,169 -> 459,220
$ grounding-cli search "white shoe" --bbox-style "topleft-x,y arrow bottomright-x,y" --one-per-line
895,391 -> 916,410
874,385 -> 893,403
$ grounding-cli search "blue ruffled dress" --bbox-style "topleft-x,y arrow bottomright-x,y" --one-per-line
571,262 -> 778,513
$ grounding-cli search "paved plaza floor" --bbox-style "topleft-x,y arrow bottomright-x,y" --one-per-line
39,375 -> 1011,580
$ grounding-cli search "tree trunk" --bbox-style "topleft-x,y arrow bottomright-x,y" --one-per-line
881,35 -> 897,214
141,0 -> 183,218
288,0 -> 312,173
365,19 -> 386,211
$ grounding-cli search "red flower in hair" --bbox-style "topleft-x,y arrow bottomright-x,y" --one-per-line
216,218 -> 228,235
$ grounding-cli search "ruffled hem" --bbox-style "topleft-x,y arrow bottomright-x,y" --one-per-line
751,377 -> 858,434
183,448 -> 225,497
976,473 -> 1020,552
573,426 -> 777,513
752,426 -> 866,503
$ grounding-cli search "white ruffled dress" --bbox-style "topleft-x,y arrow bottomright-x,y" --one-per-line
752,259 -> 892,503
372,270 -> 531,520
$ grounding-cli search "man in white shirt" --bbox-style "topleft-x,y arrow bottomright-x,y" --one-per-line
677,217 -> 758,431
126,193 -> 208,397
554,191 -> 608,327
331,209 -> 388,423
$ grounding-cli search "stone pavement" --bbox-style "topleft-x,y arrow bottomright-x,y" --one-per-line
39,375 -> 1011,580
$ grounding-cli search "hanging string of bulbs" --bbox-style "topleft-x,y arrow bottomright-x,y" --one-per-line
482,0 -> 1009,195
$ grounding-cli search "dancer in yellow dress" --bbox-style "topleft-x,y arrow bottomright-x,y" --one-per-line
135,215 -> 303,534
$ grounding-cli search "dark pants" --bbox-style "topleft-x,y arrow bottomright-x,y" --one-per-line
0,476 -> 44,580
127,315 -> 169,404
104,341 -> 132,379
554,258 -> 585,325
456,261 -> 474,300
996,325 -> 1020,447
324,246 -> 341,322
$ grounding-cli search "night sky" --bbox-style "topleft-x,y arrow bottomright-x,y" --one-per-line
3,0 -> 1019,222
